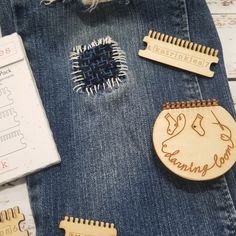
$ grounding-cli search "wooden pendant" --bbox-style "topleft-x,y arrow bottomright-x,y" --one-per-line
59,216 -> 117,236
0,207 -> 28,236
153,100 -> 236,181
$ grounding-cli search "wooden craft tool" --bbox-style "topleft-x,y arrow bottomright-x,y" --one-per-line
0,207 -> 28,236
153,99 -> 236,181
59,216 -> 117,236
139,30 -> 219,77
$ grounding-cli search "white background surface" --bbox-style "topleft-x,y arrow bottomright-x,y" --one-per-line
1,1 -> 236,235
207,0 -> 236,109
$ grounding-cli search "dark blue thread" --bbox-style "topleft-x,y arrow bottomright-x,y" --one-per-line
71,37 -> 128,95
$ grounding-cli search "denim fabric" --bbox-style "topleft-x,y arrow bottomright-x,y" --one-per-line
1,0 -> 236,235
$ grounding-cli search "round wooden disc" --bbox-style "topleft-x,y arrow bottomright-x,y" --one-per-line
153,105 -> 236,181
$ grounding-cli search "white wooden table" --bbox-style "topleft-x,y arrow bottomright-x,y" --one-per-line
1,1 -> 236,235
207,0 -> 236,108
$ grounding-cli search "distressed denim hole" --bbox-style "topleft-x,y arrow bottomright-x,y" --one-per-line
40,0 -> 130,10
70,36 -> 128,95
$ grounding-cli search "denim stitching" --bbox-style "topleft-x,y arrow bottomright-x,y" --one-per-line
182,0 -> 203,100
214,177 -> 236,235
70,36 -> 128,95
182,0 -> 236,234
9,0 -> 18,33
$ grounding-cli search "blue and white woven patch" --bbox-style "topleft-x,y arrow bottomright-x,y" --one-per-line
70,36 -> 128,95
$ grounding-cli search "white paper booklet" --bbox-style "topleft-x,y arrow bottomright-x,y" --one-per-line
0,33 -> 61,184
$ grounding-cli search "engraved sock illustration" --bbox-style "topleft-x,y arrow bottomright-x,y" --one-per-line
165,113 -> 178,135
192,114 -> 205,136
0,87 -> 13,108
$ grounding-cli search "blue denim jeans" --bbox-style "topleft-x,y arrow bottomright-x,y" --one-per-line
1,0 -> 236,235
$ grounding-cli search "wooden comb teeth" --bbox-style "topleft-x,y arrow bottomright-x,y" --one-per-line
59,216 -> 117,236
0,207 -> 29,236
147,30 -> 219,56
162,99 -> 219,110
139,30 -> 219,78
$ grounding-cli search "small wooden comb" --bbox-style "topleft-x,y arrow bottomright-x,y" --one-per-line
0,207 -> 29,236
139,30 -> 219,78
59,216 -> 117,236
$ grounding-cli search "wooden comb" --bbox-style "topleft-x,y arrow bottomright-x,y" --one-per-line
0,207 -> 29,236
59,216 -> 117,236
139,30 -> 219,78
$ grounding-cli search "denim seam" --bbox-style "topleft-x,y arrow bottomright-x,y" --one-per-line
9,0 -> 18,32
215,177 -> 236,235
176,0 -> 202,101
182,0 -> 203,100
183,0 -> 236,234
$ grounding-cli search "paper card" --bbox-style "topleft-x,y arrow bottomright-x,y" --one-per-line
0,33 -> 61,184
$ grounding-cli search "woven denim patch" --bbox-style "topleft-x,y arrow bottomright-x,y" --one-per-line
70,36 -> 128,95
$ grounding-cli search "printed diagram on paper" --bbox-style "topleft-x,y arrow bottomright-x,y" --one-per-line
1,2 -> 236,236
0,87 -> 26,164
